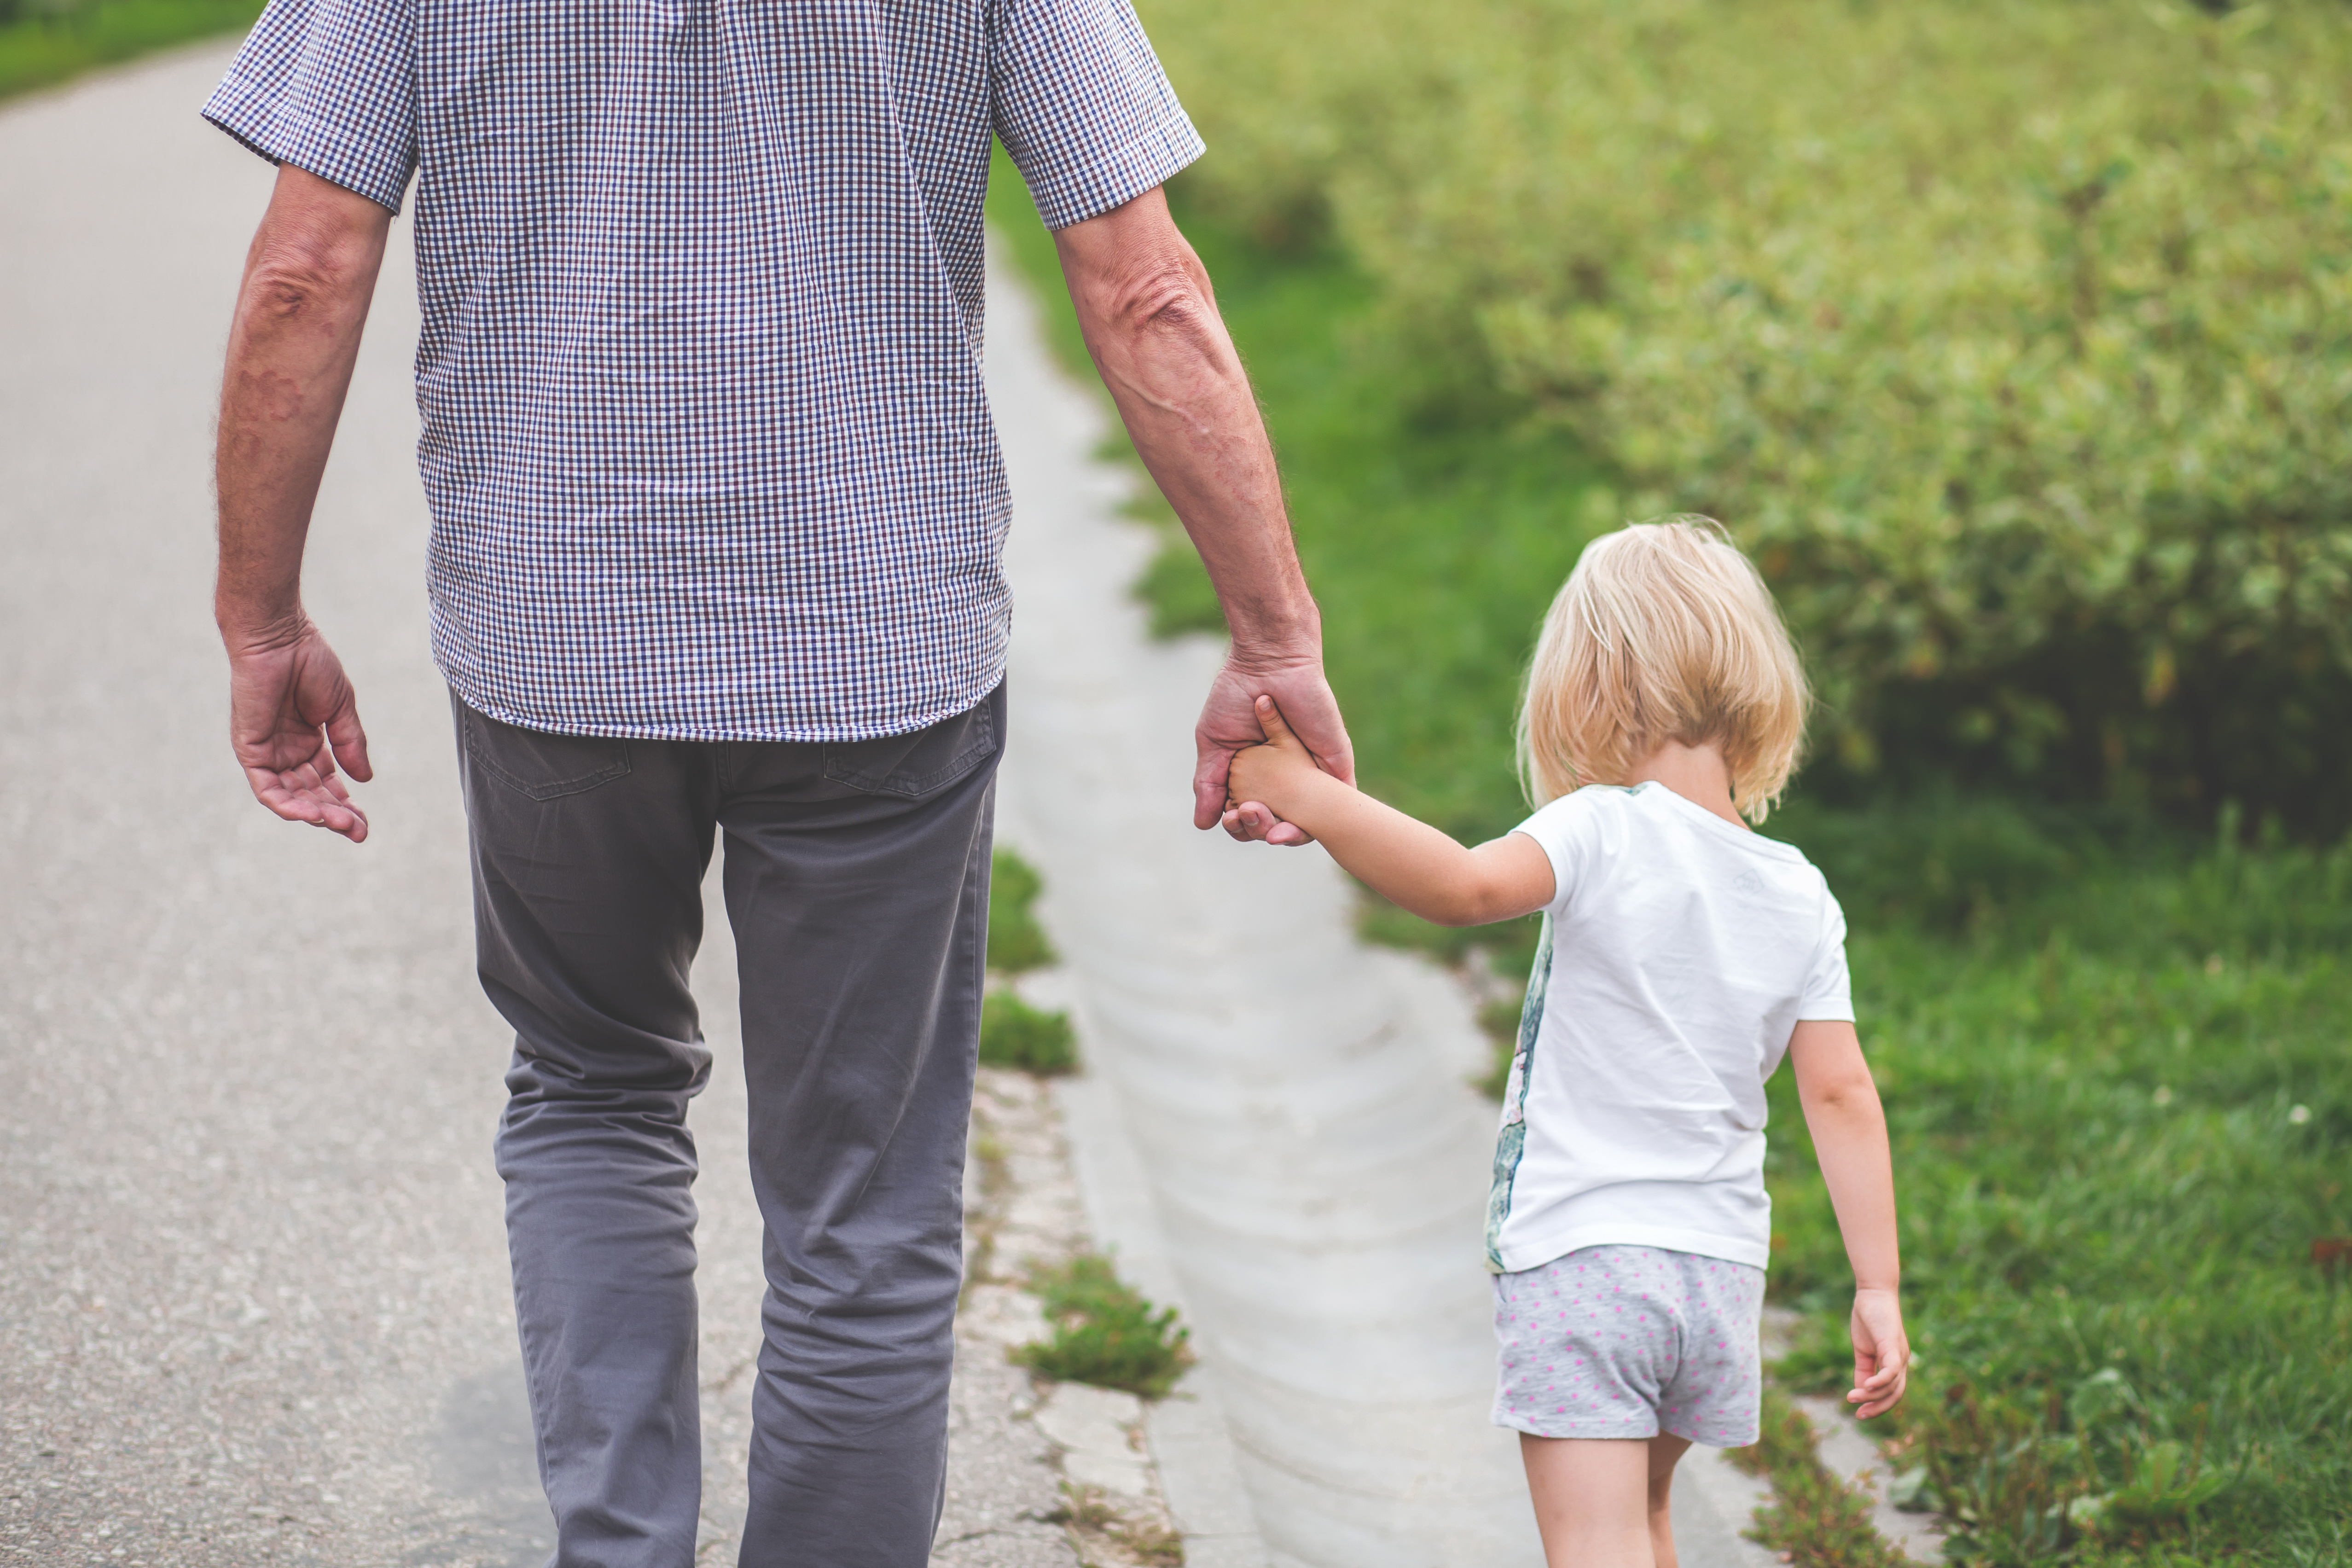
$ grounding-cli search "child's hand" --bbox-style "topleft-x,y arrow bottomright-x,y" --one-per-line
1225,694 -> 1324,815
1848,1287 -> 1910,1419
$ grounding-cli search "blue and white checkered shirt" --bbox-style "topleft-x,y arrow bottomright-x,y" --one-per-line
204,0 -> 1202,741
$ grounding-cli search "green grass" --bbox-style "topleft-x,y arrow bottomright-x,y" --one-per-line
1726,1386 -> 1908,1568
0,0 -> 261,101
981,848 -> 1077,1074
1762,824 -> 2352,1563
1012,1253 -> 1195,1399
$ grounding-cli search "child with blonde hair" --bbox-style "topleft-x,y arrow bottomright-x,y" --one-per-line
1226,517 -> 1907,1568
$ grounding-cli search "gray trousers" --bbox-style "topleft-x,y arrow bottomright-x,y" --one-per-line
452,681 -> 1003,1568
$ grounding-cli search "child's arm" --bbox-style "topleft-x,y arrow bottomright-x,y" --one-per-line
1788,1019 -> 1909,1419
1227,695 -> 1554,926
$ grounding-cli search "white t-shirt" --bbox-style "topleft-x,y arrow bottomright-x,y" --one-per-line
1484,783 -> 1853,1274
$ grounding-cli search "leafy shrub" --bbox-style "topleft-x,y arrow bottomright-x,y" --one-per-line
1012,1254 -> 1195,1398
978,991 -> 1079,1076
1146,0 -> 2352,832
987,848 -> 1057,975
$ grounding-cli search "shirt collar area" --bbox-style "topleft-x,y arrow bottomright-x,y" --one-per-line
1623,780 -> 1808,862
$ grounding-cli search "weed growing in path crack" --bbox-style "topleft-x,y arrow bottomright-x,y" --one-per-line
988,849 -> 1058,975
1014,1254 -> 1194,1399
1048,1482 -> 1186,1568
979,992 -> 1078,1075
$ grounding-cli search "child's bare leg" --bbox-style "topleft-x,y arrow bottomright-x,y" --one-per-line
1645,1434 -> 1692,1568
1520,1434 -> 1654,1568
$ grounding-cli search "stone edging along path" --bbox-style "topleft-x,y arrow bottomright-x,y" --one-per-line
935,1065 -> 1195,1568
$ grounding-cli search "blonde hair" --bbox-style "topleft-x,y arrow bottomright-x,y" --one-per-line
1517,517 -> 1808,823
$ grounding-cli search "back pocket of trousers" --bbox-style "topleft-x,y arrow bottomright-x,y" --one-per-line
821,688 -> 998,799
464,706 -> 632,801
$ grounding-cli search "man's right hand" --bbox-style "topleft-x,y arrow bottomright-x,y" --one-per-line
214,164 -> 391,846
225,619 -> 373,842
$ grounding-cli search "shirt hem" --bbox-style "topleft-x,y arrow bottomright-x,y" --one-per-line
439,664 -> 1008,744
1497,1221 -> 1770,1274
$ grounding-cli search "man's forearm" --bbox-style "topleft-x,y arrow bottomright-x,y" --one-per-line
216,167 -> 390,642
1053,189 -> 1318,658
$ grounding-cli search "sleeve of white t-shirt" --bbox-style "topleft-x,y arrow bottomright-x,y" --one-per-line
1510,789 -> 1609,916
1798,892 -> 1856,1021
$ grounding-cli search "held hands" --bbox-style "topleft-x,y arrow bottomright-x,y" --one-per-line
224,617 -> 373,843
1194,656 -> 1352,845
1848,1287 -> 1911,1419
1224,694 -> 1324,823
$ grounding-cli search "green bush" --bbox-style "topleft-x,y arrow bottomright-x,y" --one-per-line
1012,1253 -> 1195,1399
978,990 -> 1079,1076
1145,0 -> 2352,833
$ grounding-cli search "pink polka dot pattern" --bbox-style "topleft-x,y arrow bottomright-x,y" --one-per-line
1489,1244 -> 1765,1447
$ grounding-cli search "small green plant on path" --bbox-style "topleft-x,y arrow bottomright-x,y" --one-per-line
1014,1253 -> 1194,1399
978,991 -> 1078,1076
981,847 -> 1078,1074
987,847 -> 1058,975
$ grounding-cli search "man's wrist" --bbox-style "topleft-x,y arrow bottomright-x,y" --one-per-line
216,599 -> 310,655
1225,625 -> 1323,674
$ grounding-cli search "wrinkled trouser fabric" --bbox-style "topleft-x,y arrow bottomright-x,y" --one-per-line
452,680 -> 1003,1568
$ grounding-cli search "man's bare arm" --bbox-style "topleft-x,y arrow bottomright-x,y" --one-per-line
1051,188 -> 1353,841
215,165 -> 391,843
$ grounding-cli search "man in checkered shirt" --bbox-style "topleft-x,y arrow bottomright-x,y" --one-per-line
203,0 -> 1350,1560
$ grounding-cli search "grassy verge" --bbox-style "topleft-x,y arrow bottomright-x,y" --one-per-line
0,0 -> 259,101
1762,827 -> 2352,1563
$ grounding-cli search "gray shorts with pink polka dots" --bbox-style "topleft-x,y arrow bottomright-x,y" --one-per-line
1491,1244 -> 1765,1446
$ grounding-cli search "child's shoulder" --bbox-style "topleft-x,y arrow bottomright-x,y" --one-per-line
1523,784 -> 1839,892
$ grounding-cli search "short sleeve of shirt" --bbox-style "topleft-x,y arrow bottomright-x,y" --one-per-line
1799,895 -> 1856,1022
1511,790 -> 1605,917
201,0 -> 419,214
991,0 -> 1205,230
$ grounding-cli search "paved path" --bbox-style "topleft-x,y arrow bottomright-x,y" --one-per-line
0,39 -> 1771,1568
